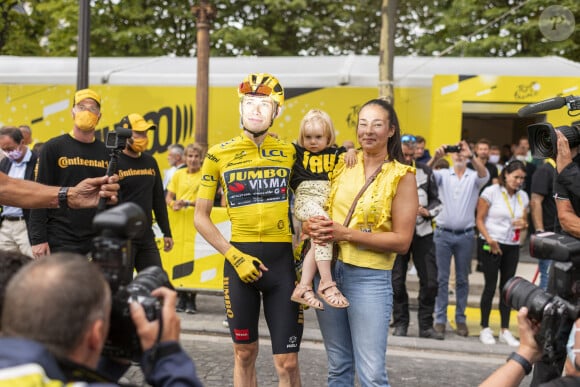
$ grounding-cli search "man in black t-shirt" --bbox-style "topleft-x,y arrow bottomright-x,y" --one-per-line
530,159 -> 557,290
29,89 -> 108,257
116,113 -> 173,279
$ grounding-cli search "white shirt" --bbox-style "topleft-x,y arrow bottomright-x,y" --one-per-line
433,167 -> 489,230
3,148 -> 32,217
480,184 -> 529,245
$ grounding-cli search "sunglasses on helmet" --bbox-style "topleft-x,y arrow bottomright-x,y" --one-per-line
239,81 -> 273,96
401,134 -> 417,143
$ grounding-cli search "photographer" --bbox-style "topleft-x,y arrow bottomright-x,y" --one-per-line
0,253 -> 202,386
554,129 -> 580,239
480,307 -> 580,387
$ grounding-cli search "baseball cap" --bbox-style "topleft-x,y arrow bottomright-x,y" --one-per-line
74,88 -> 101,106
120,113 -> 157,132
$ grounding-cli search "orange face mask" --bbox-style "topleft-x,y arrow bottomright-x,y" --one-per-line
129,137 -> 149,153
74,111 -> 99,131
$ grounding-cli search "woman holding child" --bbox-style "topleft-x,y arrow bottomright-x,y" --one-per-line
305,99 -> 417,386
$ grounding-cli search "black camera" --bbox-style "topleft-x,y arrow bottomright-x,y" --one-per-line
91,203 -> 173,361
527,123 -> 580,159
105,127 -> 133,150
502,232 -> 580,364
503,276 -> 579,365
503,276 -> 579,364
444,145 -> 461,153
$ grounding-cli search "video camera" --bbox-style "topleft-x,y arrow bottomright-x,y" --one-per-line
97,127 -> 133,212
105,127 -> 132,151
91,203 -> 173,361
518,94 -> 580,159
503,232 -> 580,364
501,97 -> 580,369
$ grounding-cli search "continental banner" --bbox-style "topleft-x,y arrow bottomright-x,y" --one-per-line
156,206 -> 230,292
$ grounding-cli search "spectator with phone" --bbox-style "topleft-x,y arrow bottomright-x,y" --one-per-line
427,140 -> 489,338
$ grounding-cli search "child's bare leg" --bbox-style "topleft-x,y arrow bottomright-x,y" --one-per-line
290,243 -> 323,310
300,245 -> 317,286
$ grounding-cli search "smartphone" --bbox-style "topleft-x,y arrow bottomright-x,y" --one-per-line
444,145 -> 461,153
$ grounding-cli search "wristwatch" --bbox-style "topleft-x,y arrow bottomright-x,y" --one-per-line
507,352 -> 532,375
58,187 -> 70,209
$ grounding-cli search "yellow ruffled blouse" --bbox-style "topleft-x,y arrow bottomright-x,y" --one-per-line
326,151 -> 415,270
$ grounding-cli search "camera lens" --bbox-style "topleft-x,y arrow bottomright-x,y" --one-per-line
503,276 -> 552,321
126,266 -> 171,297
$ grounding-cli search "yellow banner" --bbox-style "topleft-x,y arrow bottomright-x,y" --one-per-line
156,206 -> 230,291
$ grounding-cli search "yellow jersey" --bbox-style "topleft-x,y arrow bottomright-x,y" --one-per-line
198,133 -> 296,243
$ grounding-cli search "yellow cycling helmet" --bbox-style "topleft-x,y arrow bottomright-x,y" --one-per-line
238,73 -> 284,107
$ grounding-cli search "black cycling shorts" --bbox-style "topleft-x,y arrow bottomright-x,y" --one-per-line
224,242 -> 304,354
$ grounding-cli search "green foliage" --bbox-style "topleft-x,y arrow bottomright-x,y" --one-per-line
0,0 -> 577,61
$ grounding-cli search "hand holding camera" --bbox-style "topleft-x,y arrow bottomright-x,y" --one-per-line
515,307 -> 543,365
130,287 -> 180,352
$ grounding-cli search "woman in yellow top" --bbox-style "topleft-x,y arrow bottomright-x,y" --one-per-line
307,99 -> 417,386
165,142 -> 204,313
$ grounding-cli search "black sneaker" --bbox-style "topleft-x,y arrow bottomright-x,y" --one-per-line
392,326 -> 408,337
185,294 -> 197,314
419,327 -> 444,340
176,293 -> 186,312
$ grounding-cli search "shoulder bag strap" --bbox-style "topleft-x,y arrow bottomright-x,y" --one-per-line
342,162 -> 385,227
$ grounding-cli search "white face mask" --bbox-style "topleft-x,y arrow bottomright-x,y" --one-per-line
515,155 -> 526,162
489,154 -> 500,164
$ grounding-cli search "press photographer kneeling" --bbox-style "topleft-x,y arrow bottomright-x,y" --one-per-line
0,203 -> 202,386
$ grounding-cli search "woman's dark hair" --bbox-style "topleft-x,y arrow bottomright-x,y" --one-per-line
498,159 -> 526,187
358,99 -> 404,163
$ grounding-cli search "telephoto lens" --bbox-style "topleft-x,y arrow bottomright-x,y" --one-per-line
503,276 -> 553,321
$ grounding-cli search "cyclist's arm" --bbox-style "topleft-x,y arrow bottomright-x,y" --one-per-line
194,197 -> 232,254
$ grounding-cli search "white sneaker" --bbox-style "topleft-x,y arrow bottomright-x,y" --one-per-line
499,330 -> 520,347
479,327 -> 496,345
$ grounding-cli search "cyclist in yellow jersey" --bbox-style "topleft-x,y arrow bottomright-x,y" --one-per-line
194,73 -> 302,387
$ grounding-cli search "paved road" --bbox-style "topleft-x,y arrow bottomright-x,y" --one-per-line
123,332 -> 532,387
120,289 -> 537,387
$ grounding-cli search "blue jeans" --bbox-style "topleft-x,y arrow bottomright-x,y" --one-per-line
433,228 -> 475,325
538,259 -> 552,290
315,261 -> 392,387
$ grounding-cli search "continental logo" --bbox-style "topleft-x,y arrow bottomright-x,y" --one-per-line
57,157 -> 108,169
118,168 -> 156,180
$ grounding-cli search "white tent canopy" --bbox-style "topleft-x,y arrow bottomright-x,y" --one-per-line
1,55 -> 579,88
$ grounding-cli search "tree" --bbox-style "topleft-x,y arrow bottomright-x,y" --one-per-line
379,0 -> 398,103
0,0 -> 577,61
